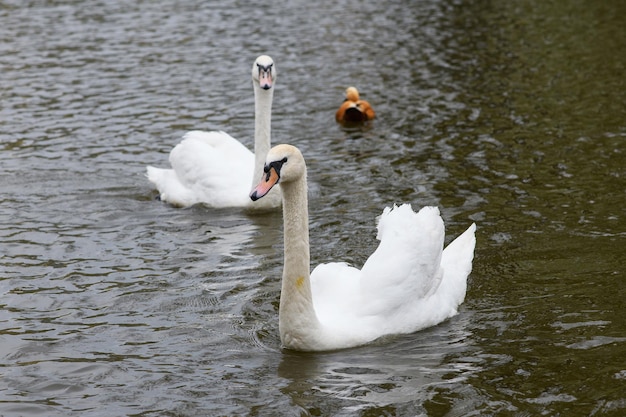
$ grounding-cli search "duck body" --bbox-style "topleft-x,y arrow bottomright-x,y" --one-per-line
250,145 -> 476,351
335,86 -> 375,124
146,55 -> 281,209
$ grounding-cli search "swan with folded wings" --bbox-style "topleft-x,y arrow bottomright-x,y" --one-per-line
146,55 -> 281,209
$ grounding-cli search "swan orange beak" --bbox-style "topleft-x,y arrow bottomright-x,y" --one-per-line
250,166 -> 280,201
259,70 -> 273,90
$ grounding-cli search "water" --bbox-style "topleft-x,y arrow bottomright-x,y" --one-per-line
1,0 -> 624,415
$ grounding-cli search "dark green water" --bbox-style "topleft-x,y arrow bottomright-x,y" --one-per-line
1,0 -> 624,415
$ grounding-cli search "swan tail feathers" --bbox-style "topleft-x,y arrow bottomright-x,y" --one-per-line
440,223 -> 476,306
146,165 -> 196,207
146,165 -> 168,187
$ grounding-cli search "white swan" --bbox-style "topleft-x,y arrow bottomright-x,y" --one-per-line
250,144 -> 476,351
146,55 -> 281,209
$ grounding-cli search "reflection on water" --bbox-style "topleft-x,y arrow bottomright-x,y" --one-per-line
1,0 -> 625,415
277,315 -> 477,416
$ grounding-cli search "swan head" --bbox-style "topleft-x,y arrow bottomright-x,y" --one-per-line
345,86 -> 360,102
250,144 -> 305,201
252,55 -> 276,91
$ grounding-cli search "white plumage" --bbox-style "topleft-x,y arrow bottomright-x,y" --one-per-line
146,55 -> 280,209
250,144 -> 477,351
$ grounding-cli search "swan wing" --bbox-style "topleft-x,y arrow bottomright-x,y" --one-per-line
308,206 -> 474,345
170,130 -> 253,189
310,262 -> 361,325
358,204 -> 445,317
160,130 -> 254,207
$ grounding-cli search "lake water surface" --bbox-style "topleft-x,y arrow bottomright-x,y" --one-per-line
1,0 -> 625,415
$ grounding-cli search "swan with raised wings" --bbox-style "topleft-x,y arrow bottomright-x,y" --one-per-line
146,55 -> 281,209
250,144 -> 476,351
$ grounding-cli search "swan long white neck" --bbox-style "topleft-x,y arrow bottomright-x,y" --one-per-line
278,170 -> 322,350
252,83 -> 273,189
